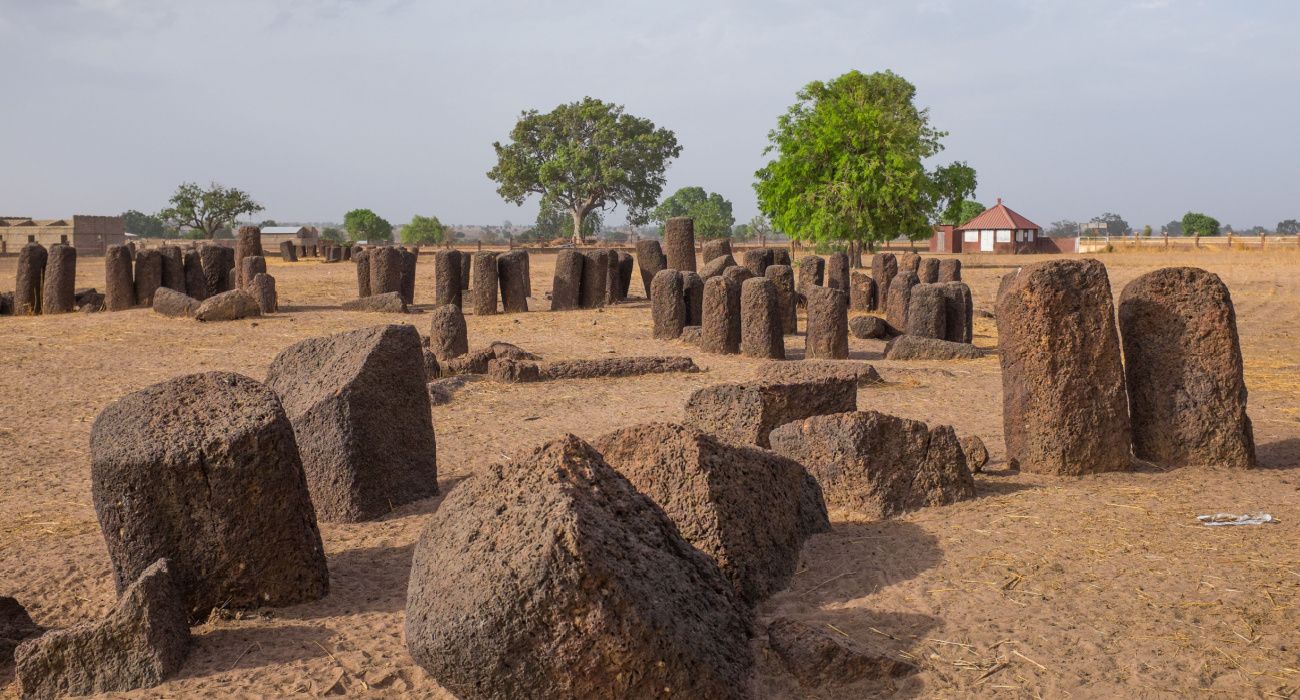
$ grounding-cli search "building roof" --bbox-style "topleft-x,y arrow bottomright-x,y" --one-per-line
956,198 -> 1041,231
261,226 -> 308,234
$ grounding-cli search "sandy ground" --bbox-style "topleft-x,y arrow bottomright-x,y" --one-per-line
1,246 -> 1298,698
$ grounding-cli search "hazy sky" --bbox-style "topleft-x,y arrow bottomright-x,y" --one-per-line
2,0 -> 1297,230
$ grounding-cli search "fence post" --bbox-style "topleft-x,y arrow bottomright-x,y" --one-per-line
1163,232 -> 1169,250
1261,233 -> 1266,249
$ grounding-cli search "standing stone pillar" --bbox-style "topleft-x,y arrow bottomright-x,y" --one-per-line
240,256 -> 267,290
134,249 -> 164,307
216,247 -> 236,293
663,217 -> 697,272
919,258 -> 940,283
938,259 -> 962,283
105,244 -> 135,311
250,273 -> 278,314
701,276 -> 739,354
497,250 -> 529,313
471,252 -> 500,315
651,270 -> 686,340
740,277 -> 784,359
616,251 -> 635,299
579,250 -> 609,310
42,244 -> 76,314
183,249 -> 208,301
849,271 -> 876,312
160,245 -> 185,292
457,250 -> 471,290
354,249 -> 371,297
805,287 -> 848,359
369,247 -> 404,297
996,259 -> 1131,475
14,242 -> 48,315
605,250 -> 625,305
939,282 -> 973,344
741,248 -> 769,277
549,250 -> 581,312
635,240 -> 667,296
905,283 -> 947,339
898,252 -> 920,275
825,252 -> 849,292
885,270 -> 919,332
280,241 -> 298,262
796,256 -> 825,301
702,239 -> 732,264
765,264 -> 797,335
234,226 -> 262,289
400,248 -> 418,305
681,272 -> 704,327
871,253 -> 898,308
434,250 -> 463,308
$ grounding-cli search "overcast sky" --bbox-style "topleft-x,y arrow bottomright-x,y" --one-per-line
2,0 -> 1297,230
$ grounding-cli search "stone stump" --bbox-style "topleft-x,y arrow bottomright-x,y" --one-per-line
458,251 -> 471,290
434,250 -> 463,308
134,249 -> 163,308
825,252 -> 849,292
885,270 -> 919,332
471,251 -> 500,315
797,255 -> 825,300
182,249 -> 207,301
651,269 -> 686,340
1119,267 -> 1255,469
42,244 -> 76,314
682,271 -> 704,327
701,253 -> 736,280
765,264 -> 797,334
702,238 -> 732,264
280,240 -> 298,262
939,281 -> 973,343
663,217 -> 697,272
906,283 -> 947,339
106,244 -> 136,311
919,258 -> 940,283
497,250 -> 530,313
354,249 -> 371,298
701,276 -> 740,354
369,247 -> 404,297
805,286 -> 848,359
234,226 -> 262,288
14,242 -> 48,315
996,259 -> 1131,475
871,253 -> 898,308
429,304 -> 469,361
938,258 -> 961,283
740,277 -> 784,359
899,252 -> 920,275
549,250 -> 581,311
160,245 -> 185,292
399,248 -> 417,305
772,249 -> 792,267
616,251 -> 634,299
742,248 -> 770,277
239,255 -> 266,290
635,240 -> 667,296
249,273 -> 277,314
849,271 -> 876,312
579,249 -> 609,309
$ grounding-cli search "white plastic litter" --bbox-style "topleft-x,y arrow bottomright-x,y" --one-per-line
1197,513 -> 1278,527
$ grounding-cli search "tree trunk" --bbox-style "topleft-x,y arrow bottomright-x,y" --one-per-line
571,209 -> 585,246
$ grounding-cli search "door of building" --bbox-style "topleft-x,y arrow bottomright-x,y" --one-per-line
980,230 -> 994,252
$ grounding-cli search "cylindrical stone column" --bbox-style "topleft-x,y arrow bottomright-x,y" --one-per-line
105,244 -> 135,311
42,244 -> 76,314
740,277 -> 784,359
472,252 -> 500,315
663,217 -> 697,272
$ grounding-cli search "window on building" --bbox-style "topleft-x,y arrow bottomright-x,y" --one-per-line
964,230 -> 979,243
996,230 -> 1012,243
1028,230 -> 1035,241
28,235 -> 35,243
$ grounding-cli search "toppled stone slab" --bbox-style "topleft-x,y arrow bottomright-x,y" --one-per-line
884,335 -> 982,361
768,617 -> 914,689
755,360 -> 882,387
684,378 -> 857,448
194,289 -> 261,322
151,287 -> 200,318
849,315 -> 890,339
541,356 -> 699,380
341,291 -> 408,313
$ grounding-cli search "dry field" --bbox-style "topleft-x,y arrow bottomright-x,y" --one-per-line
2,247 -> 1298,698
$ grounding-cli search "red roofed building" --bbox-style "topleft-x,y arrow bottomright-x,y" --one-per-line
931,198 -> 1054,254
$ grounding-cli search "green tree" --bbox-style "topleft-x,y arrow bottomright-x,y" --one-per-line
122,209 -> 166,238
401,215 -> 446,245
488,97 -> 682,245
259,219 -> 279,228
158,181 -> 263,239
754,70 -> 975,253
1278,219 -> 1300,235
534,197 -> 601,240
1046,220 -> 1080,238
1163,220 -> 1183,236
1181,211 -> 1220,238
941,200 -> 985,226
651,187 -> 735,239
321,227 -> 346,243
1142,224 -> 1153,237
1092,212 -> 1131,237
343,209 -> 393,242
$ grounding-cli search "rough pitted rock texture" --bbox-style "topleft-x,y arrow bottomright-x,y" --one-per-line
663,217 -> 697,272
849,271 -> 876,312
850,315 -> 890,340
280,240 -> 298,263
249,272 -> 277,314
341,291 -> 407,313
428,304 -> 469,361
1,597 -> 41,666
937,281 -> 973,344
354,249 -> 371,298
770,411 -> 976,518
805,286 -> 849,360
233,226 -> 262,289
404,435 -> 752,700
539,356 -> 699,380
772,249 -> 791,266
42,244 -> 76,314
605,250 -> 625,304
1119,267 -> 1255,469
14,243 -> 48,315
183,249 -> 207,301
496,245 -> 527,309
134,249 -> 163,308
635,239 -> 666,297
898,252 -> 920,275
723,264 -> 754,288
616,251 -> 635,300
239,255 -> 266,293
459,250 -> 471,290
797,255 -> 825,300
487,358 -> 542,384
997,259 -> 1132,475
768,617 -> 914,689
594,423 -> 827,605
579,249 -> 609,310
266,325 -> 439,523
755,360 -> 882,387
197,245 -> 227,298
906,283 -> 947,339
15,559 -> 190,699
473,251 -> 501,314
918,257 -> 940,283
938,258 -> 961,283
741,248 -> 772,277
368,246 -> 404,297
105,244 -> 136,311
160,245 -> 185,291
680,326 -> 702,346
740,277 -> 784,359
871,253 -> 898,309
151,287 -> 200,318
962,435 -> 990,473
682,271 -> 704,327
90,372 -> 329,621
440,342 -> 540,377
78,291 -> 105,313
702,276 -> 740,355
194,289 -> 260,322
703,238 -> 732,264
701,253 -> 737,281
825,252 -> 849,292
766,264 -> 797,335
400,248 -> 418,304
885,270 -> 919,332
434,250 -> 463,308
884,335 -> 982,361
684,378 -> 857,449
651,269 -> 686,340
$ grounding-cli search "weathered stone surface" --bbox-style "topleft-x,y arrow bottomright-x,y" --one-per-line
742,248 -> 772,277
468,251 -> 499,315
849,271 -> 876,312
635,239 -> 666,297
1119,267 -> 1255,469
919,258 -> 940,283
884,335 -> 981,361
997,259 -> 1132,475
441,348 -> 495,376
684,378 -> 857,449
458,250 -> 471,290
938,258 -> 961,283
105,244 -> 136,311
605,250 -> 625,304
906,283 -> 947,339
805,286 -> 849,360
41,244 -> 75,314
939,281 -> 973,343
78,291 -> 105,313
217,247 -> 235,293
15,559 -> 189,699
576,249 -> 608,309
755,360 -> 882,387
740,277 -> 784,359
1,597 -> 40,666
14,243 -> 47,315
703,238 -> 732,264
249,272 -> 277,314
680,326 -> 702,346
547,249 -> 580,311
772,249 -> 792,267
651,269 -> 686,340
961,435 -> 989,473
239,255 -> 266,291
701,253 -> 737,280
486,358 -> 542,384
341,291 -> 408,313
132,249 -> 163,307
194,289 -> 261,322
428,304 -> 469,361
404,435 -> 751,700
768,617 -> 913,689
539,356 -> 699,380
90,372 -> 329,621
368,246 -> 404,297
770,411 -> 975,517
885,270 -> 919,332
151,287 -> 200,318
825,252 -> 849,292
280,240 -> 298,263
233,226 -> 262,289
849,315 -> 890,340
399,248 -> 418,305
266,325 -> 439,522
701,276 -> 740,354
197,245 -> 226,298
682,271 -> 704,326
434,250 -> 463,308
797,256 -> 825,300
616,251 -> 634,299
871,253 -> 898,309
354,249 -> 372,298
723,265 -> 754,288
766,264 -> 798,335
663,217 -> 697,272
594,423 -> 827,605
898,252 -> 920,275
183,249 -> 207,301
157,245 -> 184,293
496,245 -> 527,309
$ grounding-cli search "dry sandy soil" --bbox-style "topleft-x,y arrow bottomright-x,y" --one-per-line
1,247 -> 1298,698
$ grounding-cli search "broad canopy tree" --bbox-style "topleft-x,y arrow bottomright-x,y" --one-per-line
1277,219 -> 1300,235
753,70 -> 975,253
158,182 -> 263,239
488,97 -> 682,245
941,200 -> 985,226
401,215 -> 446,245
344,209 -> 393,243
1181,211 -> 1220,238
652,186 -> 735,239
